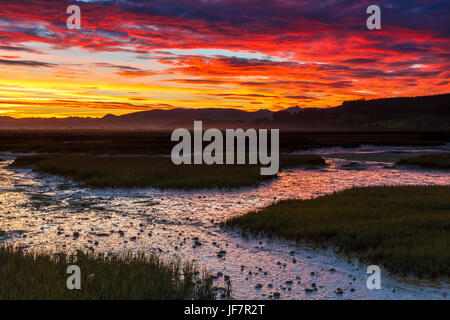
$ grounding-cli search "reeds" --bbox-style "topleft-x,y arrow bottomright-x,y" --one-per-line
0,245 -> 216,299
10,154 -> 324,189
224,185 -> 450,277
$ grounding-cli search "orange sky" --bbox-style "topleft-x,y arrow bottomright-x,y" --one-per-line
0,0 -> 448,118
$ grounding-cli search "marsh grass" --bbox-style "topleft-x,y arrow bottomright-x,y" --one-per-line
10,154 -> 324,189
279,153 -> 325,169
0,245 -> 216,299
396,152 -> 450,170
224,185 -> 450,277
1,131 -> 448,154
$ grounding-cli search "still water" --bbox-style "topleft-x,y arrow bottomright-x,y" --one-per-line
0,145 -> 449,299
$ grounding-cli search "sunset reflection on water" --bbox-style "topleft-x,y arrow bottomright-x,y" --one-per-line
0,149 -> 449,300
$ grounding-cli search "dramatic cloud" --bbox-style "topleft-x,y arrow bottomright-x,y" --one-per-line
0,0 -> 448,117
0,58 -> 56,67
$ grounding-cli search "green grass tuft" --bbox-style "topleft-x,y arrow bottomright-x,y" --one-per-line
10,154 -> 324,189
224,185 -> 450,278
396,152 -> 450,169
0,245 -> 216,300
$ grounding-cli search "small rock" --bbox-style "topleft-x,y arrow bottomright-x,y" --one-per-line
335,288 -> 344,295
217,250 -> 227,258
193,240 -> 202,247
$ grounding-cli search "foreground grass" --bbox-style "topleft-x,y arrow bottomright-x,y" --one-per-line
10,154 -> 324,189
396,152 -> 450,170
224,185 -> 450,277
0,245 -> 216,299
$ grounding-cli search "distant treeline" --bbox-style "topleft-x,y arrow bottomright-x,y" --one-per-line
269,93 -> 450,130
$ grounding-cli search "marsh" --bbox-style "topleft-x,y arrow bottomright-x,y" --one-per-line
1,143 -> 449,299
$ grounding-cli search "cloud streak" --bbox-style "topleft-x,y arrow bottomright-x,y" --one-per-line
0,0 -> 448,117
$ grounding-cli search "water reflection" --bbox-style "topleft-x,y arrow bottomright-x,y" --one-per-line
0,149 -> 449,300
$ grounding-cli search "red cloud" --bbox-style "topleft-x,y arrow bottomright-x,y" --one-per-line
0,0 -> 448,115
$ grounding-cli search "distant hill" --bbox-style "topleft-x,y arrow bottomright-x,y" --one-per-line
0,93 -> 448,131
0,108 -> 274,130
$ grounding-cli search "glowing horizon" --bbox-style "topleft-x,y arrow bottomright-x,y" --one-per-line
0,0 -> 449,118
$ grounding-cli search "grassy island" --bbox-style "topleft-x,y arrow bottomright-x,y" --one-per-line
396,153 -> 450,170
0,245 -> 216,300
224,185 -> 450,277
10,154 -> 325,189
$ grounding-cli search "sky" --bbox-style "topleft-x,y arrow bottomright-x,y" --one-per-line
0,0 -> 448,118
